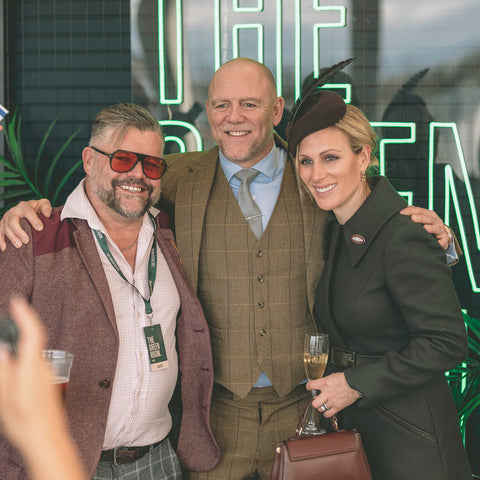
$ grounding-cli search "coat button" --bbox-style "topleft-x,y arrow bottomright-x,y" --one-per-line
258,302 -> 265,308
259,329 -> 267,336
257,275 -> 264,283
256,250 -> 263,257
99,380 -> 110,388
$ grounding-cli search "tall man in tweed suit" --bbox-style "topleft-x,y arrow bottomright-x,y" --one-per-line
0,59 -> 454,479
161,58 -> 326,479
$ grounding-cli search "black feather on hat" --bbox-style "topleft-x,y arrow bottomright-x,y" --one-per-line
286,58 -> 354,156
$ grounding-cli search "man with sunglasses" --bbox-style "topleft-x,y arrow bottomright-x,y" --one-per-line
0,103 -> 219,480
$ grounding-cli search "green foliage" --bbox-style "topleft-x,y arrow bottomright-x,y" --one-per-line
447,311 -> 480,438
0,109 -> 83,215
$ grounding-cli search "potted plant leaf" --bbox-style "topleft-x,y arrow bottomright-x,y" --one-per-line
0,109 -> 83,216
447,311 -> 480,440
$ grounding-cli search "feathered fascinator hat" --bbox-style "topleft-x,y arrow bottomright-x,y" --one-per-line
286,58 -> 354,156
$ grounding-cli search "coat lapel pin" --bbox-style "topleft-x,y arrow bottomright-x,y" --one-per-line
351,234 -> 366,245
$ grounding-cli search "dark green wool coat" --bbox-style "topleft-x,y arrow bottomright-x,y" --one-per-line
315,176 -> 471,479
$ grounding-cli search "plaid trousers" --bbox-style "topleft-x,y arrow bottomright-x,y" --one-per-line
93,438 -> 181,480
184,384 -> 310,480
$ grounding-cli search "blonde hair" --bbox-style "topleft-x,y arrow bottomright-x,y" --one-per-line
295,104 -> 378,199
334,105 -> 378,168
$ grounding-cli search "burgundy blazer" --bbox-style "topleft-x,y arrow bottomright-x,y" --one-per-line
0,208 -> 220,479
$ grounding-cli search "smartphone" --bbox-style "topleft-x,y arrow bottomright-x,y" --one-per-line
0,104 -> 8,122
0,312 -> 19,355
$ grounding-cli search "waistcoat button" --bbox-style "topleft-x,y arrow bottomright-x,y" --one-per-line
259,329 -> 267,336
258,302 -> 265,308
256,250 -> 263,257
99,380 -> 110,388
257,275 -> 264,282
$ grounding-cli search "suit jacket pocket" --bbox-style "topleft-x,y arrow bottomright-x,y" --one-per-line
374,403 -> 436,443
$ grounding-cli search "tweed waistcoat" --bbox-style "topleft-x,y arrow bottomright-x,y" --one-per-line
197,161 -> 311,398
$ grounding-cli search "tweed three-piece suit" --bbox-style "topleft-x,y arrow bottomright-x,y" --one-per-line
160,135 -> 326,478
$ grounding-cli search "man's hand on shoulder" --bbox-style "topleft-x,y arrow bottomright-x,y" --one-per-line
400,205 -> 453,251
0,199 -> 52,251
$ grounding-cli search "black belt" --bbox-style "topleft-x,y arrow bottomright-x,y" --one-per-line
100,438 -> 165,465
331,346 -> 380,367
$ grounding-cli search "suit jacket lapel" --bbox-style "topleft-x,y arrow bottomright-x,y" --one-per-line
175,134 -> 326,303
317,217 -> 350,346
277,133 -> 326,317
298,179 -> 327,318
174,147 -> 219,292
71,219 -> 118,332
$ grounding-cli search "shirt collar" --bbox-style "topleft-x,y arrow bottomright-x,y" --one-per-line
219,144 -> 282,184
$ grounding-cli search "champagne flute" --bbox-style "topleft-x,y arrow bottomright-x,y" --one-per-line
303,333 -> 329,435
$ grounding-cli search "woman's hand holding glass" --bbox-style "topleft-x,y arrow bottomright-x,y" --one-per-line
307,372 -> 363,418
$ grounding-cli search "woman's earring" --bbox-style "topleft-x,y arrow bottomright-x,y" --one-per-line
361,171 -> 367,182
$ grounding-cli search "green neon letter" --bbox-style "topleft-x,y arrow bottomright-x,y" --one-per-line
295,2 -> 347,99
214,0 -> 283,95
429,123 -> 480,292
158,0 -> 183,104
370,122 -> 416,177
232,24 -> 264,62
233,0 -> 263,13
159,120 -> 204,152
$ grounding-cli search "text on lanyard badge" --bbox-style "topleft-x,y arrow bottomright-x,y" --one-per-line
144,324 -> 168,371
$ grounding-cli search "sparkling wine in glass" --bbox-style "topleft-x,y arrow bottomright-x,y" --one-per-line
303,333 -> 329,435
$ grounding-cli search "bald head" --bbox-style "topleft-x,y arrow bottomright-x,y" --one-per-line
206,58 -> 284,167
208,57 -> 278,101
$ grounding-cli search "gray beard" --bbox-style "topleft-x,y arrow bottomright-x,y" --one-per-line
92,177 -> 160,218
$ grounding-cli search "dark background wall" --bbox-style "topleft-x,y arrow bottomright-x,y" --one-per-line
4,0 -> 131,202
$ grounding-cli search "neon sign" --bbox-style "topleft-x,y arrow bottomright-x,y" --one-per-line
374,122 -> 480,293
158,1 -> 347,102
153,0 -> 480,294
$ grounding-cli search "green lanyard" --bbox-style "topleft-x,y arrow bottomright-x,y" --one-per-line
93,215 -> 157,318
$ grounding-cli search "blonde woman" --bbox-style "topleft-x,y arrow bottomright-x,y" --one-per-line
287,90 -> 471,479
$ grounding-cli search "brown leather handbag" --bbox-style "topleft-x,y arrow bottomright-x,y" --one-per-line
270,400 -> 372,480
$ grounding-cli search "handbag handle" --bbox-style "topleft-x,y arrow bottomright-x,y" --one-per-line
295,398 -> 339,437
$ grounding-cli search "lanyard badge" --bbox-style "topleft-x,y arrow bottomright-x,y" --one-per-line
94,219 -> 169,371
144,325 -> 168,371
